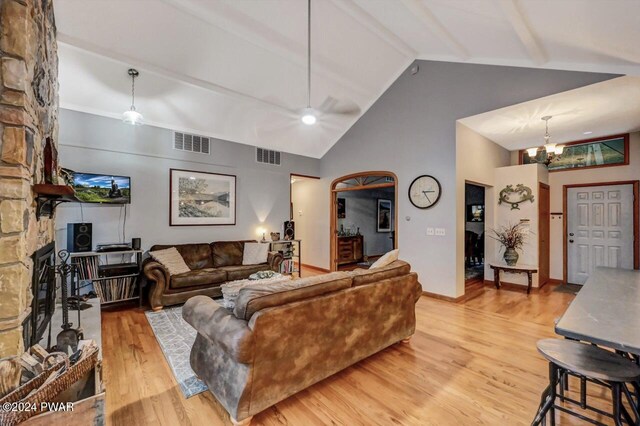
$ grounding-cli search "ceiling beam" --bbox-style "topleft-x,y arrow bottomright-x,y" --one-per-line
399,0 -> 470,60
326,0 -> 417,58
160,0 -> 371,99
58,34 -> 297,115
498,0 -> 548,65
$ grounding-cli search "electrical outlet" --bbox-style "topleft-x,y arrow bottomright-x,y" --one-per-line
435,228 -> 446,236
426,228 -> 435,236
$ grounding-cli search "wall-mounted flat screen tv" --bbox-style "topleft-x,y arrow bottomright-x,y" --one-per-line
72,172 -> 131,204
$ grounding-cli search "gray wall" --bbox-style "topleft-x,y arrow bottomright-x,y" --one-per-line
56,109 -> 320,251
338,187 -> 394,257
319,60 -> 617,297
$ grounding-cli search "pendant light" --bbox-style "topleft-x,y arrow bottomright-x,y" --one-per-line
122,68 -> 144,126
525,115 -> 565,165
301,0 -> 316,125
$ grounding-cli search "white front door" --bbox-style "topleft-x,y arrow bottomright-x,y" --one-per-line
567,184 -> 634,284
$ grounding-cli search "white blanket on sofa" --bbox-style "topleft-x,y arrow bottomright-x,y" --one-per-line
220,275 -> 292,309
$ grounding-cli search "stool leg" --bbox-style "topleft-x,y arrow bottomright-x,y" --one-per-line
558,371 -> 566,402
548,364 -> 557,426
532,385 -> 552,426
612,383 -> 623,426
580,376 -> 587,409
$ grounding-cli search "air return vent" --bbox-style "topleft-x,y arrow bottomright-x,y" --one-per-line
174,131 -> 210,155
256,147 -> 281,166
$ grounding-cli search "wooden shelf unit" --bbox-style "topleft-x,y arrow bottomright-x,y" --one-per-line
70,250 -> 143,308
270,240 -> 301,275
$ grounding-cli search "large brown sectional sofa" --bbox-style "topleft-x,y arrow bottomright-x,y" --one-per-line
143,240 -> 283,311
182,260 -> 421,425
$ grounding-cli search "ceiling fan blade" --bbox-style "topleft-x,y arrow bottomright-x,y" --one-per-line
316,96 -> 361,116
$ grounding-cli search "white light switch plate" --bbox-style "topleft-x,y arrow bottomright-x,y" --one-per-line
435,228 -> 446,236
426,227 -> 435,236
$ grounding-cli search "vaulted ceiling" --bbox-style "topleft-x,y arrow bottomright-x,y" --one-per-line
54,0 -> 640,158
459,76 -> 640,151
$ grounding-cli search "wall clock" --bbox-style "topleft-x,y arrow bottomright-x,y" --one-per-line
408,175 -> 441,209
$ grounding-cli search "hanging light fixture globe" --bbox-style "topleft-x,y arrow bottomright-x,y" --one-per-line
122,109 -> 143,125
122,68 -> 144,126
301,107 -> 316,125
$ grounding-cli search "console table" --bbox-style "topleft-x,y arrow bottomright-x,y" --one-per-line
337,235 -> 364,266
489,262 -> 538,294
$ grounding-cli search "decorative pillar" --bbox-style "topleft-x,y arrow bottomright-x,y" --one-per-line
0,0 -> 58,357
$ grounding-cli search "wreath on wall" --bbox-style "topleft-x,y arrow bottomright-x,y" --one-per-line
498,184 -> 534,210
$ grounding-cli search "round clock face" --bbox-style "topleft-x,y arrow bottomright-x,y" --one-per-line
408,175 -> 441,209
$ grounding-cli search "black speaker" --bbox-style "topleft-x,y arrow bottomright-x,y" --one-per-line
131,238 -> 141,250
67,223 -> 92,253
284,221 -> 295,240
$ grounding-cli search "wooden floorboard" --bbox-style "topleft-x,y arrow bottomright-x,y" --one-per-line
102,270 -> 620,425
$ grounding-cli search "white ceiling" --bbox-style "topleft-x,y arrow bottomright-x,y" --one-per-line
54,0 -> 640,158
459,76 -> 640,150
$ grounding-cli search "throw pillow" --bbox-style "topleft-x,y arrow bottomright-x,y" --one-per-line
148,247 -> 191,276
242,242 -> 270,265
370,249 -> 399,269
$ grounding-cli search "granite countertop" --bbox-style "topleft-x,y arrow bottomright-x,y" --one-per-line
555,267 -> 640,355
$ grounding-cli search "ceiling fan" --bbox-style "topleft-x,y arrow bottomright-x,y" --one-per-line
300,0 -> 360,126
257,0 -> 360,136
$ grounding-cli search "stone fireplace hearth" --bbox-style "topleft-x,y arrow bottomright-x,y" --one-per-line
0,0 -> 59,358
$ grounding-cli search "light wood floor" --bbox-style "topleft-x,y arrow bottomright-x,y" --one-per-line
102,271 -> 620,425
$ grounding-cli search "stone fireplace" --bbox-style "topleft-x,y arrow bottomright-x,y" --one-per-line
0,0 -> 59,357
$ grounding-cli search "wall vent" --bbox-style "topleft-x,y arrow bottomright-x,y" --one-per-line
174,131 -> 210,155
256,147 -> 281,166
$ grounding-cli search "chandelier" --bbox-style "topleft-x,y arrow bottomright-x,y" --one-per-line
525,116 -> 564,165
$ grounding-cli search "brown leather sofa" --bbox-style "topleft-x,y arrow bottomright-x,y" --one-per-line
182,260 -> 421,425
143,240 -> 283,311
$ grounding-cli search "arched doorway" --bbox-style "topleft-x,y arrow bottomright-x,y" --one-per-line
330,171 -> 398,271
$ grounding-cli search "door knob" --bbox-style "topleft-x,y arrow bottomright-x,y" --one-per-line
569,239 -> 574,243
569,233 -> 574,236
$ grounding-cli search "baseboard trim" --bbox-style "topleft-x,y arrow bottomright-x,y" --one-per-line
422,290 -> 466,303
483,279 -> 549,293
300,263 -> 330,273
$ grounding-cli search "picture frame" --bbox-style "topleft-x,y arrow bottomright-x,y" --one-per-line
377,199 -> 392,232
519,134 -> 629,172
169,168 -> 236,226
337,198 -> 346,219
467,204 -> 484,222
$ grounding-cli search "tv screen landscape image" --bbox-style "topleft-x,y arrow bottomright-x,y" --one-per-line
72,172 -> 131,204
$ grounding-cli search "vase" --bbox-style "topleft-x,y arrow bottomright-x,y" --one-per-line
503,247 -> 519,266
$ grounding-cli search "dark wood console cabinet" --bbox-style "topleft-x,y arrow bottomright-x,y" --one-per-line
337,235 -> 364,265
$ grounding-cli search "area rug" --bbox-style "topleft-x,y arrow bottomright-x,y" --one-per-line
465,264 -> 484,281
145,304 -> 209,398
553,283 -> 582,294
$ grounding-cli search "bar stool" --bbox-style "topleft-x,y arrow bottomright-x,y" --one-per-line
532,339 -> 640,426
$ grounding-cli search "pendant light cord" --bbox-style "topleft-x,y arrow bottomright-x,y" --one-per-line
307,0 -> 311,108
131,74 -> 136,111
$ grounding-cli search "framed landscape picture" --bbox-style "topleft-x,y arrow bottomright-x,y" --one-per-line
170,169 -> 236,226
520,134 -> 628,172
377,199 -> 392,232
